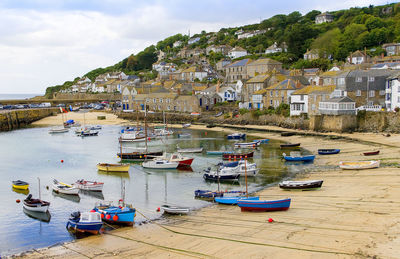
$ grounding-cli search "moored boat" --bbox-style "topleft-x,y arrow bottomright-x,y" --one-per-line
279,180 -> 323,190
214,196 -> 259,205
48,127 -> 69,134
78,130 -> 99,137
227,133 -> 246,140
281,132 -> 295,137
218,160 -> 259,176
203,167 -> 240,182
142,158 -> 179,169
182,123 -> 191,128
169,153 -> 194,167
117,150 -> 164,161
280,143 -> 300,148
318,149 -> 340,155
94,202 -> 136,226
161,205 -> 190,215
23,194 -> 50,213
282,153 -> 315,162
363,150 -> 380,156
97,163 -> 130,172
66,211 -> 103,234
73,180 -> 104,192
222,151 -> 254,160
12,180 -> 29,190
255,139 -> 269,144
52,179 -> 79,195
206,150 -> 234,155
237,198 -> 291,212
177,146 -> 203,153
339,160 -> 380,170
234,141 -> 261,148
194,189 -> 224,199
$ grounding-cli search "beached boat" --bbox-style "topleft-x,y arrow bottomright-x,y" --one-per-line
279,180 -> 323,190
339,160 -> 380,170
142,158 -> 179,169
234,141 -> 261,149
214,196 -> 259,205
182,123 -> 191,128
281,132 -> 295,137
12,180 -> 29,190
52,179 -> 79,195
94,202 -> 135,226
97,163 -> 130,172
255,139 -> 269,144
169,153 -> 194,167
23,194 -> 50,213
237,198 -> 291,212
161,205 -> 190,215
119,132 -> 146,142
73,180 -> 104,192
66,211 -> 103,234
206,150 -> 234,155
282,153 -> 315,162
177,133 -> 191,138
318,149 -> 340,155
48,127 -> 69,134
194,189 -> 224,199
177,146 -> 203,153
280,143 -> 301,148
222,151 -> 254,160
203,167 -> 240,182
363,150 -> 380,156
227,133 -> 246,140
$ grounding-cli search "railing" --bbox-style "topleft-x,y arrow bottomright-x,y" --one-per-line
356,105 -> 382,112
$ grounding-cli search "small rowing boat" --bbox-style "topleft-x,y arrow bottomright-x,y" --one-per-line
279,180 -> 323,190
23,194 -> 50,213
222,151 -> 254,160
214,196 -> 259,205
194,189 -> 224,199
318,149 -> 340,155
237,198 -> 291,212
281,132 -> 295,137
227,133 -> 246,140
52,179 -> 79,195
206,151 -> 234,155
182,123 -> 191,128
73,180 -> 104,192
48,127 -> 69,134
363,150 -> 380,156
12,180 -> 29,190
97,163 -> 130,172
339,160 -> 380,170
234,141 -> 261,148
161,205 -> 190,215
177,146 -> 203,153
280,143 -> 300,148
66,211 -> 103,234
282,153 -> 315,162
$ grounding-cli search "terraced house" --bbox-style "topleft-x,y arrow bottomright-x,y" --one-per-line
264,77 -> 309,108
246,58 -> 282,78
290,85 -> 335,116
225,58 -> 252,83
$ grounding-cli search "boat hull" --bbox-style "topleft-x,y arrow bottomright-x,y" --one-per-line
206,151 -> 234,155
74,181 -> 104,192
194,190 -> 224,199
94,207 -> 136,226
67,220 -> 103,234
283,155 -> 315,162
339,160 -> 380,170
280,143 -> 301,148
234,141 -> 261,148
215,196 -> 259,205
203,173 -> 240,181
177,158 -> 194,167
161,205 -> 190,215
279,180 -> 323,190
318,149 -> 340,155
237,198 -> 291,212
97,163 -> 130,172
222,152 -> 254,160
23,202 -> 50,213
227,134 -> 246,140
52,185 -> 80,195
363,151 -> 380,156
118,151 -> 164,161
12,183 -> 29,190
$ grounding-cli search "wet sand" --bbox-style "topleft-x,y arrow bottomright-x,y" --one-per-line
20,113 -> 400,258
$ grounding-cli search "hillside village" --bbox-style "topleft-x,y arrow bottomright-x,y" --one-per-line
53,4 -> 400,118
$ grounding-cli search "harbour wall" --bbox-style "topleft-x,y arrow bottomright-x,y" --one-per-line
0,108 -> 58,131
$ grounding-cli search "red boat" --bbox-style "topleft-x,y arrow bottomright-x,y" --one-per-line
222,152 -> 254,160
363,150 -> 380,156
169,153 -> 194,167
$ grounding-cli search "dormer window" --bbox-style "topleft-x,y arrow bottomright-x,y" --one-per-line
356,77 -> 362,82
368,77 -> 375,82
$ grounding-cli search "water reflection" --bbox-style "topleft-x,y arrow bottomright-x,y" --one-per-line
12,187 -> 29,195
97,170 -> 130,178
23,208 -> 51,223
51,191 -> 81,203
79,190 -> 104,200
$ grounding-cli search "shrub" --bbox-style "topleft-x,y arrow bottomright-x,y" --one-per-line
239,108 -> 249,115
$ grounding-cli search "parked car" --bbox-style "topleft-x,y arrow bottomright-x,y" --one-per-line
29,103 -> 40,108
94,105 -> 104,110
15,104 -> 24,109
39,102 -> 51,108
0,105 -> 3,110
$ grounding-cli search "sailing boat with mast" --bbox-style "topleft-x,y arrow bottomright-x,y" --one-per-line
76,110 -> 99,137
23,178 -> 51,212
49,108 -> 69,133
154,111 -> 173,136
118,107 -> 163,161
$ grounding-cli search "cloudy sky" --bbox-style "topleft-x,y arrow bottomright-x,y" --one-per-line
0,0 -> 394,94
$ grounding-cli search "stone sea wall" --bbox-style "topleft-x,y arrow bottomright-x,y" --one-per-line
0,108 -> 58,131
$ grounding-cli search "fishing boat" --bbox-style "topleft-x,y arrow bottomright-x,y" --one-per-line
279,180 -> 323,190
318,149 -> 340,155
118,150 -> 164,161
142,158 -> 179,169
119,132 -> 146,142
363,150 -> 380,156
227,133 -> 246,140
48,127 -> 69,134
52,179 -> 79,195
177,146 -> 203,153
234,140 -> 261,149
78,130 -> 99,137
222,151 -> 254,160
12,180 -> 29,190
237,198 -> 291,212
161,205 -> 190,215
23,194 -> 50,213
177,133 -> 191,138
89,125 -> 102,130
73,180 -> 104,192
206,150 -> 234,155
203,167 -> 240,182
66,211 -> 103,234
280,143 -> 301,148
215,196 -> 259,205
182,123 -> 191,128
194,189 -> 224,199
97,163 -> 130,172
169,153 -> 194,167
339,160 -> 380,170
282,153 -> 315,162
281,132 -> 295,137
218,160 -> 259,176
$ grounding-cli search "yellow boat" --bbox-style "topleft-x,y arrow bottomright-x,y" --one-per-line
97,163 -> 130,172
339,160 -> 380,170
12,180 -> 29,190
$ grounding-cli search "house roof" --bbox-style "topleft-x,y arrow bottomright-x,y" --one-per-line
292,85 -> 335,95
303,68 -> 320,74
345,69 -> 395,91
248,58 -> 282,66
253,88 -> 268,95
246,74 -> 270,83
230,47 -> 247,52
226,58 -> 252,68
323,96 -> 355,103
316,12 -> 333,17
304,49 -> 319,55
266,79 -> 305,90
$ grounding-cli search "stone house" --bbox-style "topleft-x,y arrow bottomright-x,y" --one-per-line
228,47 -> 248,59
121,85 -> 138,110
243,74 -> 270,106
265,42 -> 287,54
290,85 -> 335,116
215,59 -> 232,72
206,45 -> 232,55
246,58 -> 282,78
347,50 -> 370,64
319,95 -> 356,115
315,12 -> 334,24
264,77 -> 308,108
181,66 -> 208,82
304,49 -> 320,61
225,58 -> 252,83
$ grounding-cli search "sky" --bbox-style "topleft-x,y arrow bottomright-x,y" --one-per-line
0,0 -> 395,94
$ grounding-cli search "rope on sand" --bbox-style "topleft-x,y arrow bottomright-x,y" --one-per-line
61,244 -> 92,258
135,209 -> 355,256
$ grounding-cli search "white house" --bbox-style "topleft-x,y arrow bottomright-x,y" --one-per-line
290,93 -> 308,116
385,72 -> 400,111
173,40 -> 183,48
315,12 -> 334,24
217,86 -> 237,102
237,30 -> 266,39
228,47 -> 248,59
265,42 -> 287,54
188,37 -> 200,45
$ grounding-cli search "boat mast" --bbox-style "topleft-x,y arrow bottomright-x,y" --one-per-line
244,158 -> 248,198
136,104 -> 139,129
144,106 -> 148,153
37,177 -> 41,199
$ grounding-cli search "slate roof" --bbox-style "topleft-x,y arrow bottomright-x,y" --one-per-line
246,74 -> 270,83
345,69 -> 394,91
226,58 -> 252,68
266,79 -> 304,90
247,58 -> 282,66
292,85 -> 335,95
322,96 -> 355,103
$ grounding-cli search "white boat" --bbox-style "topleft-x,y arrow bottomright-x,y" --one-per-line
23,194 -> 50,212
219,160 -> 259,176
154,128 -> 173,136
48,127 -> 69,134
142,158 -> 179,169
52,179 -> 79,195
234,141 -> 261,148
177,145 -> 203,153
161,205 -> 190,215
169,153 -> 194,167
203,167 -> 240,181
339,160 -> 380,170
89,125 -> 102,130
119,131 -> 146,142
182,123 -> 191,128
73,180 -> 104,192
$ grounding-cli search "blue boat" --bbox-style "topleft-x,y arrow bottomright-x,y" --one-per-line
318,149 -> 340,155
194,189 -> 224,199
255,139 -> 269,144
206,151 -> 234,155
237,198 -> 291,212
66,211 -> 103,234
227,133 -> 246,140
93,202 -> 136,226
282,153 -> 315,162
215,196 -> 259,205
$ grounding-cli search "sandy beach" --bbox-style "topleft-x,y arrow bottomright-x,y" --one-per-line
21,112 -> 400,258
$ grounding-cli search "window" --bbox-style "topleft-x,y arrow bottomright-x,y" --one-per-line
146,98 -> 150,103
369,90 -> 375,97
379,90 -> 385,96
368,77 -> 374,82
300,95 -> 304,101
167,106 -> 171,110
270,100 -> 273,105
338,77 -> 345,85
311,104 -> 316,110
160,98 -> 163,103
275,90 -> 279,97
356,77 -> 362,82
397,96 -> 400,103
356,90 -> 361,96
153,98 -> 156,103
270,91 -> 273,97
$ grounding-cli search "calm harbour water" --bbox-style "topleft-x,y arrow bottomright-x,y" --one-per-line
0,126 -> 313,256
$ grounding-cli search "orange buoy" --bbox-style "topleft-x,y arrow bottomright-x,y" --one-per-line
16,199 -> 20,203
100,213 -> 104,219
112,215 -> 119,221
156,207 -> 160,212
106,214 -> 111,220
268,218 -> 274,223
61,160 -> 64,163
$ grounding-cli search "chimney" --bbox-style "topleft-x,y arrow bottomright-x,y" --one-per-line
216,81 -> 220,93
350,52 -> 352,64
192,90 -> 195,95
296,80 -> 301,88
177,89 -> 181,95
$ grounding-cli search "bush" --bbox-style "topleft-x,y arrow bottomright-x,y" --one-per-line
251,109 -> 263,118
239,108 -> 249,115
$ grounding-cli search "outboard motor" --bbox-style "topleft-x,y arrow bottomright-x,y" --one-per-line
26,194 -> 32,200
70,211 -> 81,221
